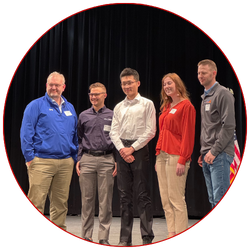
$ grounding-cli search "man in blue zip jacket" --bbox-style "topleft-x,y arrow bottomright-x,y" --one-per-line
20,72 -> 78,230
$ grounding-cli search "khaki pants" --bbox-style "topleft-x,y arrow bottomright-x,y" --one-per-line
27,157 -> 74,230
156,151 -> 190,234
79,153 -> 115,240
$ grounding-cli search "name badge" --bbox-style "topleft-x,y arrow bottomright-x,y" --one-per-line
104,118 -> 112,121
170,109 -> 177,114
205,104 -> 210,111
64,111 -> 72,116
104,125 -> 111,132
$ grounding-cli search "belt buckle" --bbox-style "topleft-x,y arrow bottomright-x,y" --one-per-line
92,151 -> 104,156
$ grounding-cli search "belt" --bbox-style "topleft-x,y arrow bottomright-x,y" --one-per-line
84,150 -> 113,157
121,139 -> 136,147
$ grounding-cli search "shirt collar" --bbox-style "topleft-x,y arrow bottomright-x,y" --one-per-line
52,97 -> 65,106
48,94 -> 65,106
204,82 -> 218,96
92,105 -> 106,113
124,93 -> 141,105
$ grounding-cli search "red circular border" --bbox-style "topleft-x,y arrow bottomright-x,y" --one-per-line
0,0 -> 250,249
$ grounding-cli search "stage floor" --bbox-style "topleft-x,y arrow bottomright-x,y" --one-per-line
64,215 -> 200,246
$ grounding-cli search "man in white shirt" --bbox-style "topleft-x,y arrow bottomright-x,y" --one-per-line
110,68 -> 156,246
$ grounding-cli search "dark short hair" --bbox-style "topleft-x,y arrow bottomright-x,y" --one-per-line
120,68 -> 139,81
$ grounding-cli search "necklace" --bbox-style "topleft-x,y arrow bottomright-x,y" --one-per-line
170,98 -> 185,109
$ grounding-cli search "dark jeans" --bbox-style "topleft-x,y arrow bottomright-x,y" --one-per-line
116,145 -> 154,243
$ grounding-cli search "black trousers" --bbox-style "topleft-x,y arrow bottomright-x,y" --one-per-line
116,144 -> 154,243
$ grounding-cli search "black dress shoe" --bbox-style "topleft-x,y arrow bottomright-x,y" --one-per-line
118,241 -> 132,246
142,236 -> 152,245
99,240 -> 110,245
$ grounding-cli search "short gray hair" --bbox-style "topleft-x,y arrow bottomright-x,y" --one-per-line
47,71 -> 65,84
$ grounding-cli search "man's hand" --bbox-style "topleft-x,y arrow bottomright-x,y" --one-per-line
119,147 -> 135,163
112,163 -> 117,177
76,161 -> 80,176
26,160 -> 32,167
124,155 -> 135,163
204,150 -> 216,165
119,147 -> 135,159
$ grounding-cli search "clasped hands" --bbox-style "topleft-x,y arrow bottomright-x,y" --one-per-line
198,150 -> 215,167
119,147 -> 135,163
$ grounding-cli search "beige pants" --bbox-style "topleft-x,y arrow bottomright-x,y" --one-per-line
156,151 -> 190,234
27,157 -> 74,230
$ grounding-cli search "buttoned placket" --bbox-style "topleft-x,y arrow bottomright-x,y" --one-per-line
124,101 -> 135,138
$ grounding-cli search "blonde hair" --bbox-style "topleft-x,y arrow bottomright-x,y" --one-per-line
160,73 -> 190,112
89,82 -> 106,92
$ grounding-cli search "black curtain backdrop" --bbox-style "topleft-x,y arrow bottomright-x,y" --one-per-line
4,4 -> 246,219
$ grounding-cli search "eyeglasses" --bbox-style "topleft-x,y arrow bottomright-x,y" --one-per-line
48,83 -> 64,88
120,81 -> 137,87
88,92 -> 105,97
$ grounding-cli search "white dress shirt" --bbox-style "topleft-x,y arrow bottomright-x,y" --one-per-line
110,93 -> 156,151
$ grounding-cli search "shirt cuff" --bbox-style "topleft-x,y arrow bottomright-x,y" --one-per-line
25,155 -> 35,163
155,150 -> 160,156
116,141 -> 125,151
210,148 -> 219,157
131,141 -> 141,151
178,156 -> 187,165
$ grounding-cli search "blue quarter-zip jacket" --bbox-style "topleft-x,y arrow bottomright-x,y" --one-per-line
20,93 -> 78,162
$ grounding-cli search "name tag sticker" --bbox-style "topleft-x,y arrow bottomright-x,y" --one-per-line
205,104 -> 210,111
104,125 -> 111,132
170,109 -> 177,114
64,111 -> 72,116
104,118 -> 112,121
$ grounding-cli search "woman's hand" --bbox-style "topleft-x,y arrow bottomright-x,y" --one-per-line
176,163 -> 185,176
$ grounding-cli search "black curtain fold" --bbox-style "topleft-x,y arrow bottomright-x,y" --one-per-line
4,4 -> 246,218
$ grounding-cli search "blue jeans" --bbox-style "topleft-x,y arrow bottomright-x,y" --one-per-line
202,152 -> 234,208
